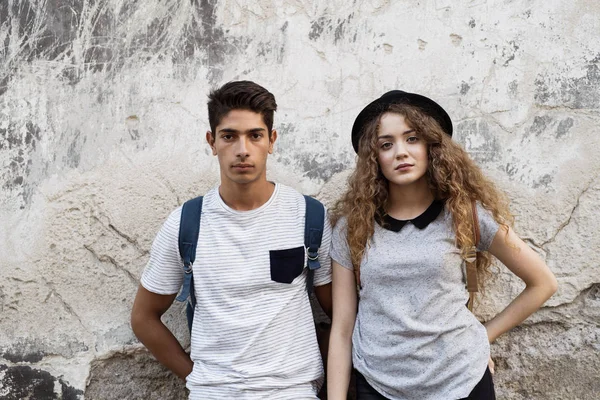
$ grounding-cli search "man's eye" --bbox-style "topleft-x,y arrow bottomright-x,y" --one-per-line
222,135 -> 233,140
252,133 -> 263,139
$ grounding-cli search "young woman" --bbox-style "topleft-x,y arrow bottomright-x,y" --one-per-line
327,91 -> 558,400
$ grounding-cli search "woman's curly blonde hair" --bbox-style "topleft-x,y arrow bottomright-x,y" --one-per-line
330,103 -> 514,291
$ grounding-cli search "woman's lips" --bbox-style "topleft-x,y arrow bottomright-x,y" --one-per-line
395,163 -> 414,171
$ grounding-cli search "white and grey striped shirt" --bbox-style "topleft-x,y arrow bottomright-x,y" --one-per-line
141,184 -> 332,399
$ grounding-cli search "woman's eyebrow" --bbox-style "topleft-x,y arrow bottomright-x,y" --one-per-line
377,129 -> 415,140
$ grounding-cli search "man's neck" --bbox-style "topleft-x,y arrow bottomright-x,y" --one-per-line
218,179 -> 275,211
386,178 -> 435,220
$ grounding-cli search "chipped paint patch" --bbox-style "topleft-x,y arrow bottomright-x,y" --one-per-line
535,54 -> 600,108
0,364 -> 82,400
450,34 -> 463,46
456,120 -> 501,163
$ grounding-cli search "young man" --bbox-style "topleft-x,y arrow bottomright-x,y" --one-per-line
131,81 -> 332,399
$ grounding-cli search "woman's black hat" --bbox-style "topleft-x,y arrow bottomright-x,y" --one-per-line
351,90 -> 453,153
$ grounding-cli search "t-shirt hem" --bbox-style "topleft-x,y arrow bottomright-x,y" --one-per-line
313,277 -> 332,286
331,256 -> 353,271
140,277 -> 180,296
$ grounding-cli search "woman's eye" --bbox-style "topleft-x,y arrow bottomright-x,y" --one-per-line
407,136 -> 419,143
380,142 -> 392,149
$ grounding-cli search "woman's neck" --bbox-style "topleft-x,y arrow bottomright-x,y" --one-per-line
386,179 -> 435,220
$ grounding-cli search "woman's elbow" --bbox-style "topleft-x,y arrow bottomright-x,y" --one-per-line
547,274 -> 558,296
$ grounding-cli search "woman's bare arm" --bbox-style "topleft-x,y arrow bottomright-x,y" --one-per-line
484,227 -> 558,343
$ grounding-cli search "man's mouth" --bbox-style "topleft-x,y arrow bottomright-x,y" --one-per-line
233,164 -> 253,170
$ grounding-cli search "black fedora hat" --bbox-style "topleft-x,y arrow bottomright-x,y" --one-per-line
351,90 -> 453,153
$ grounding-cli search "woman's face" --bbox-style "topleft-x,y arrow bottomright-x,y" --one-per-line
376,112 -> 429,188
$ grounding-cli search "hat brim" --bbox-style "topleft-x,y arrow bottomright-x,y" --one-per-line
351,90 -> 453,153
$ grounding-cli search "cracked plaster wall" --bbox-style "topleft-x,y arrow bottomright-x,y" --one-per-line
1,0 -> 599,398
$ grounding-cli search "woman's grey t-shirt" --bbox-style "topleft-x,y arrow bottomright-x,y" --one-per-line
331,203 -> 499,400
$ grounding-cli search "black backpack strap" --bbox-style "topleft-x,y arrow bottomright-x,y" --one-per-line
176,196 -> 203,331
303,195 -> 325,295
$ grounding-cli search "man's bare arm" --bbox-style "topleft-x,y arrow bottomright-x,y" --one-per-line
314,282 -> 332,319
131,285 -> 193,380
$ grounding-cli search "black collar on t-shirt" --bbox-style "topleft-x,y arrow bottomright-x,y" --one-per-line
376,200 -> 445,232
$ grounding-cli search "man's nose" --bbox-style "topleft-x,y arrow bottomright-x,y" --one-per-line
236,137 -> 250,158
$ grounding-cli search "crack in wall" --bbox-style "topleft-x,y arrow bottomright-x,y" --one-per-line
106,223 -> 148,256
90,214 -> 148,256
83,244 -> 137,285
41,279 -> 88,334
539,176 -> 597,248
540,281 -> 600,313
153,172 -> 181,205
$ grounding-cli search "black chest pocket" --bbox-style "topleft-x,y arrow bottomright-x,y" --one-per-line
269,246 -> 305,284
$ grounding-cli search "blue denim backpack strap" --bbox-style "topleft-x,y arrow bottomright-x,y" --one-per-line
303,195 -> 325,295
176,196 -> 203,332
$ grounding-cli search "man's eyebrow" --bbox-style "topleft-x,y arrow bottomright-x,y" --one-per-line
218,127 -> 266,133
218,128 -> 238,133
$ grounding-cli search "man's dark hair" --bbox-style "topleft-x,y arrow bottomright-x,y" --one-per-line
207,81 -> 277,135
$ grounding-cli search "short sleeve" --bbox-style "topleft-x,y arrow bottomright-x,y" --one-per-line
140,206 -> 185,295
313,207 -> 333,286
476,203 -> 500,252
330,217 -> 354,271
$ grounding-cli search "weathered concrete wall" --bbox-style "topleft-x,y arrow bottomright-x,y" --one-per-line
1,0 -> 599,398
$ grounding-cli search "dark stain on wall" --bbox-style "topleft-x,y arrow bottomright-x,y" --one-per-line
66,131 -> 82,168
525,115 -> 574,140
2,0 -> 250,87
535,54 -> 600,108
529,115 -> 553,137
555,117 -> 574,139
532,173 -> 553,189
0,364 -> 82,400
300,154 -> 348,181
36,0 -> 84,60
308,14 -> 355,43
182,0 -> 244,83
508,80 -> 518,97
501,40 -> 519,67
1,121 -> 40,207
460,82 -> 470,95
456,120 -> 501,163
2,349 -> 45,363
309,17 -> 327,40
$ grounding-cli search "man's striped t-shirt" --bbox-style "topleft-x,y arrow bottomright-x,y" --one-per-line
141,183 -> 332,399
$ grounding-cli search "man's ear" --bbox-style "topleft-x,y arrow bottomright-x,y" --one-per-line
206,131 -> 217,155
268,129 -> 277,154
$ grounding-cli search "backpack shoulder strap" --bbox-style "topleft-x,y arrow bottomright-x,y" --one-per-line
466,199 -> 480,311
303,195 -> 325,295
176,196 -> 203,304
